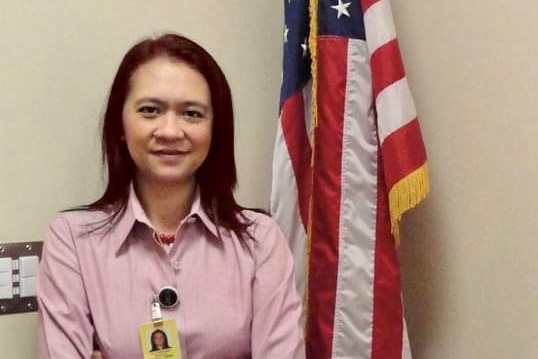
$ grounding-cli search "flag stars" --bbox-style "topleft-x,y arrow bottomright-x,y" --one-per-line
284,25 -> 289,43
300,38 -> 308,57
331,0 -> 352,19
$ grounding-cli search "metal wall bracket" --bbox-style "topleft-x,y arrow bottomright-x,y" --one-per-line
0,241 -> 43,315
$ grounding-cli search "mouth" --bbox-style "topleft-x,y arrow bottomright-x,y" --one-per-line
152,150 -> 184,156
153,149 -> 183,155
151,149 -> 188,160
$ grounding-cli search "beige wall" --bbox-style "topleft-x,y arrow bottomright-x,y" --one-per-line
394,0 -> 538,358
1,1 -> 536,358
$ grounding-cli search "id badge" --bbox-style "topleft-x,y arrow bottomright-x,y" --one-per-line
139,319 -> 182,359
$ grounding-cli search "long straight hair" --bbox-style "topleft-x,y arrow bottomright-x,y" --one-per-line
83,33 -> 253,239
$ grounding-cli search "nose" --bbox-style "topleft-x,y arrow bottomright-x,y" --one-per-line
153,113 -> 185,140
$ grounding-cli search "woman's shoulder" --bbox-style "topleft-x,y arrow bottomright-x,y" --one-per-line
53,207 -> 111,223
48,207 -> 114,235
239,209 -> 287,244
237,209 -> 294,267
240,209 -> 279,232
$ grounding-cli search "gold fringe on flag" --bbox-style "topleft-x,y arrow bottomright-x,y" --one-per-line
308,0 -> 319,131
388,163 -> 430,245
302,0 -> 319,334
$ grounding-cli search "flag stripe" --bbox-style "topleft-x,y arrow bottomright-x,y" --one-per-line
271,115 -> 310,304
376,78 -> 418,143
361,0 -> 381,13
331,37 -> 377,359
402,315 -> 413,358
381,118 -> 427,189
306,36 -> 348,358
372,157 -> 404,359
371,39 -> 405,99
280,92 -> 313,228
362,0 -> 396,52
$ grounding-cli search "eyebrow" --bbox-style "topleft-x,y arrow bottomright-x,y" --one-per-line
133,97 -> 166,107
134,97 -> 211,112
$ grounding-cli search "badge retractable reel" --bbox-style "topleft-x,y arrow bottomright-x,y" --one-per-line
151,286 -> 179,322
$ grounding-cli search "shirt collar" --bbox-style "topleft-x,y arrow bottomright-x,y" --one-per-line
110,185 -> 222,254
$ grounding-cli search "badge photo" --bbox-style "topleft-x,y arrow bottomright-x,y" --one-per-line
139,319 -> 182,359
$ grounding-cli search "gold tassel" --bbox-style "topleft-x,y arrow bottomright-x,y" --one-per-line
309,0 -> 318,130
303,0 -> 319,333
388,163 -> 430,246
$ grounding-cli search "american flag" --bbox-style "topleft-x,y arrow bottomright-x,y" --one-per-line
271,0 -> 429,358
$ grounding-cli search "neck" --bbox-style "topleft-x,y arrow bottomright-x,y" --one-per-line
135,179 -> 196,234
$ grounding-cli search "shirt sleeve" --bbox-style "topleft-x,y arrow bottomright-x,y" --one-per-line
37,214 -> 94,359
250,216 -> 306,359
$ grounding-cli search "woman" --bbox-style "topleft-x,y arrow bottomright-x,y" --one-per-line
150,329 -> 171,352
37,33 -> 305,359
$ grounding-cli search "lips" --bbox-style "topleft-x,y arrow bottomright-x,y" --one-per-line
150,149 -> 188,162
153,149 -> 184,155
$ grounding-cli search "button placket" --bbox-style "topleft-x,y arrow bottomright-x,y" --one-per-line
168,214 -> 197,264
168,227 -> 184,272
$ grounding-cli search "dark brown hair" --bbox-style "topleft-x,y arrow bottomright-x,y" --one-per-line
83,33 -> 253,239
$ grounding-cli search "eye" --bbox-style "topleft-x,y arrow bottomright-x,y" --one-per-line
183,109 -> 204,121
137,105 -> 161,118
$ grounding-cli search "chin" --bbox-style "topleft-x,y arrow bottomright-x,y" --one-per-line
152,174 -> 196,187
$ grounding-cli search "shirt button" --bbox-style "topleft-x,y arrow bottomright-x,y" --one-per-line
186,217 -> 197,224
173,261 -> 181,269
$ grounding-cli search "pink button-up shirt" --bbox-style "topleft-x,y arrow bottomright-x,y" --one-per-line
37,189 -> 305,359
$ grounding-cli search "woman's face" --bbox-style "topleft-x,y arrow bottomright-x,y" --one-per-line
153,331 -> 165,348
122,56 -> 213,188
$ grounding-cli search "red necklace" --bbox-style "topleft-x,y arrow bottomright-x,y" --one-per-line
158,233 -> 176,245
